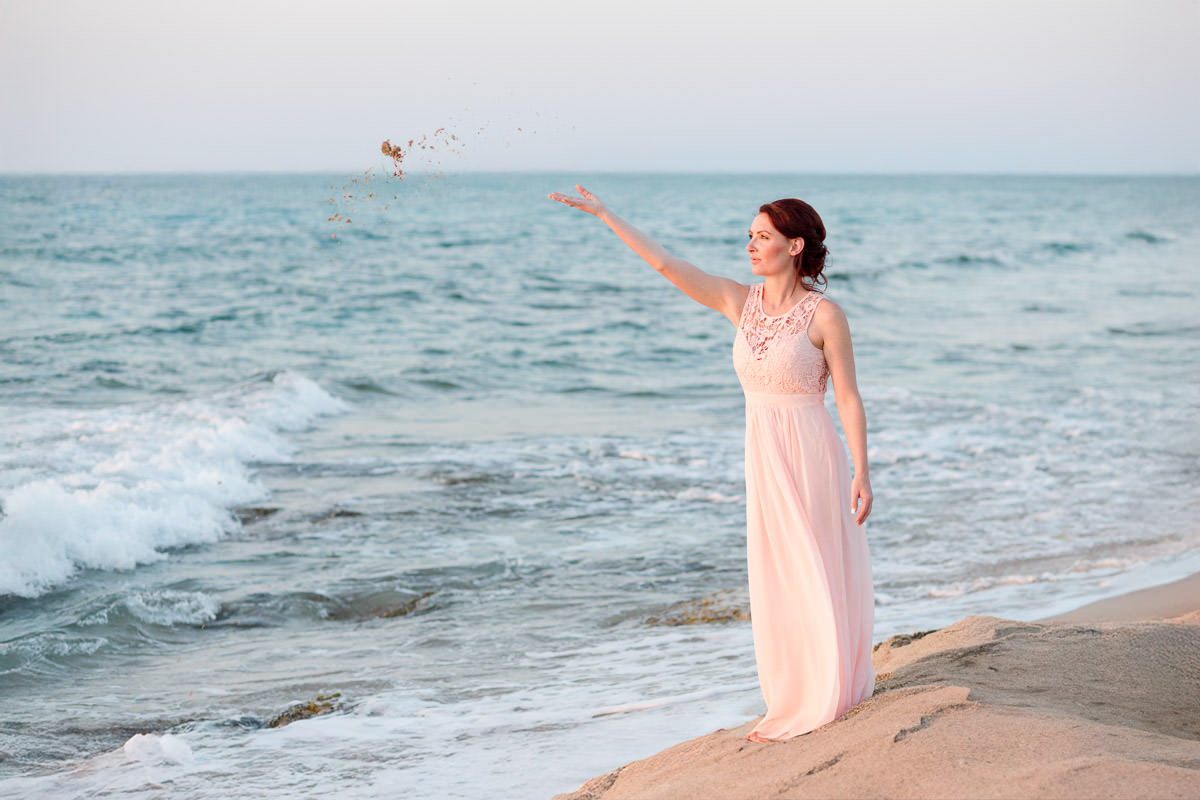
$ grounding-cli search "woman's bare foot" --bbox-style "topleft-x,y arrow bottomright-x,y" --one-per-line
745,731 -> 776,743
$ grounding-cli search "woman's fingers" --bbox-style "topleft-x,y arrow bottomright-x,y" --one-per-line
548,189 -> 600,215
548,192 -> 584,209
850,480 -> 872,526
856,493 -> 873,525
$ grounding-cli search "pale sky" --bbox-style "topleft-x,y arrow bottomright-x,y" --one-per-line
1,0 -> 1197,174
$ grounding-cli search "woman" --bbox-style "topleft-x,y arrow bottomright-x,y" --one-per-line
549,185 -> 875,742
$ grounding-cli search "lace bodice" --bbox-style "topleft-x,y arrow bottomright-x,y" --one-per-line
733,284 -> 829,395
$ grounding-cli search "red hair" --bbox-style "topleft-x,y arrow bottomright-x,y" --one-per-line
759,199 -> 828,292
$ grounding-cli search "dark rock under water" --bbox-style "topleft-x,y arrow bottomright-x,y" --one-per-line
267,692 -> 345,728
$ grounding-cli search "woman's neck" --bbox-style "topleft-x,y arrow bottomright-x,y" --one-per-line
762,273 -> 804,312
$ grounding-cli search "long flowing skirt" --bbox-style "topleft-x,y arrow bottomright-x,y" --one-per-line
743,390 -> 875,740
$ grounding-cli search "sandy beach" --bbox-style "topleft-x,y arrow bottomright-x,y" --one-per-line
554,573 -> 1200,800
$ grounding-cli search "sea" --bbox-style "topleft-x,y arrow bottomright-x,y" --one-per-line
1,172 -> 1197,799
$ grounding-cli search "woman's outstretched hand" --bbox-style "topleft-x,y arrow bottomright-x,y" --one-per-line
548,184 -> 608,218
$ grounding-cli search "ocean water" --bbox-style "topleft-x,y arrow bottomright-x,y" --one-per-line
1,172 -> 1197,798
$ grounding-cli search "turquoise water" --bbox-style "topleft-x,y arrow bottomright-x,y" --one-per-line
1,173 -> 1198,798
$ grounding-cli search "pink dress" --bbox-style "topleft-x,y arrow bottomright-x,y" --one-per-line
732,284 -> 876,740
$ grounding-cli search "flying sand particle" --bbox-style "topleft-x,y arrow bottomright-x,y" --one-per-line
324,122 -> 533,248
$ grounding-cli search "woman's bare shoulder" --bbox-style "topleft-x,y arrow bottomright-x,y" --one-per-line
809,293 -> 851,347
812,293 -> 847,322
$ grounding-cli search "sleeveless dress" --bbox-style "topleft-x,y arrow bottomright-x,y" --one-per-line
732,283 -> 876,740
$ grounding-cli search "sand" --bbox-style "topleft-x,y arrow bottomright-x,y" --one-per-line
554,574 -> 1200,799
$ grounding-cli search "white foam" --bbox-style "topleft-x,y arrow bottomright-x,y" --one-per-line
0,372 -> 349,597
123,590 -> 221,626
676,487 -> 743,504
123,732 -> 194,766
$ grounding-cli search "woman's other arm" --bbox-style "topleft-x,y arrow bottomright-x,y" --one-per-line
549,185 -> 748,326
812,300 -> 874,525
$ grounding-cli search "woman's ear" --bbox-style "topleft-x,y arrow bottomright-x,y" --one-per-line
790,238 -> 805,256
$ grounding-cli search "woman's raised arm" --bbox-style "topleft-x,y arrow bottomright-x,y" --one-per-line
549,185 -> 748,326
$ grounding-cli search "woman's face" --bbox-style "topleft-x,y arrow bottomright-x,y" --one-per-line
746,212 -> 802,277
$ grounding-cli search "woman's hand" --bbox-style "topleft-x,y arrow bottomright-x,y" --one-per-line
548,184 -> 608,219
850,473 -> 873,526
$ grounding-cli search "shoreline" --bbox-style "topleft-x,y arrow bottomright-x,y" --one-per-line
554,570 -> 1200,800
1035,570 -> 1200,624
